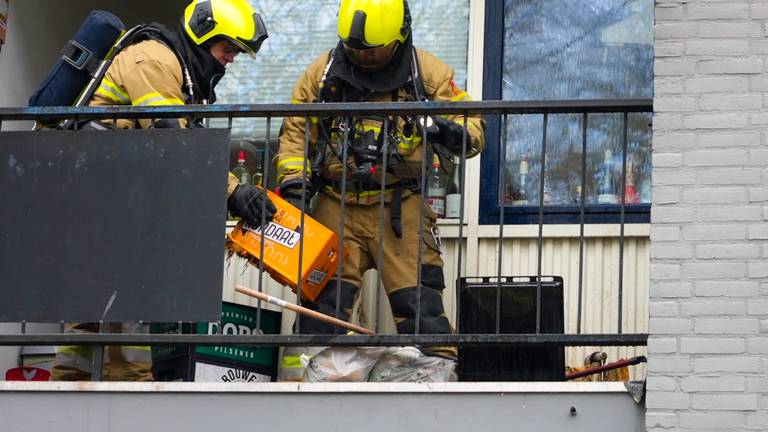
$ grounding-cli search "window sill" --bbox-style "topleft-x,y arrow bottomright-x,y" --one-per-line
226,220 -> 650,239
439,222 -> 649,239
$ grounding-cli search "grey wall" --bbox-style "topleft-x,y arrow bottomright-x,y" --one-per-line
648,1 -> 768,431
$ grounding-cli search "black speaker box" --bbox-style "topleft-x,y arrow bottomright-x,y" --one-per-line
458,276 -> 565,381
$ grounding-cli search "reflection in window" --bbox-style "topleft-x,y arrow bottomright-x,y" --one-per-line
501,0 -> 653,207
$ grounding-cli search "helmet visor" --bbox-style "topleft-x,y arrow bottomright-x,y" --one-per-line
233,12 -> 268,57
343,41 -> 398,71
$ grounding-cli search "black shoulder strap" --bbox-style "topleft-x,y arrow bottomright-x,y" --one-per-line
316,48 -> 337,102
405,47 -> 428,102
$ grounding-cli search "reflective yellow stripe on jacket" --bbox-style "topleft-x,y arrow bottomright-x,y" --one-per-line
132,92 -> 185,107
336,121 -> 422,153
323,185 -> 394,198
450,91 -> 471,102
96,78 -> 130,104
122,345 -> 153,363
277,157 -> 312,180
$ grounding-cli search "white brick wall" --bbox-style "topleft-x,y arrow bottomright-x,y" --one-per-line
650,2 -> 768,430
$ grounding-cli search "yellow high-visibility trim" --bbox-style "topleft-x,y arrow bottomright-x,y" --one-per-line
353,121 -> 424,152
324,185 -> 394,198
282,355 -> 303,368
132,92 -> 184,107
450,91 -> 471,102
57,345 -> 93,356
397,134 -> 422,151
123,345 -> 152,351
277,157 -> 311,178
96,87 -> 122,104
96,78 -> 130,104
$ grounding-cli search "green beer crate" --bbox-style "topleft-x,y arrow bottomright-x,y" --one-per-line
152,301 -> 281,382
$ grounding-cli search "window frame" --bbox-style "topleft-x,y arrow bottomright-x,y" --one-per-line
478,1 -> 651,226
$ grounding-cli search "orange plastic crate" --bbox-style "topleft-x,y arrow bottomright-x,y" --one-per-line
225,190 -> 344,302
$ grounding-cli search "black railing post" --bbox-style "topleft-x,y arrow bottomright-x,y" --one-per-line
415,115 -> 428,336
91,320 -> 106,382
296,115 -> 310,316
455,115 -> 469,333
496,114 -> 509,335
256,115 -> 272,331
536,113 -> 549,334
374,117 -> 390,334
618,112 -> 629,334
577,113 -> 588,334
334,117 -> 351,332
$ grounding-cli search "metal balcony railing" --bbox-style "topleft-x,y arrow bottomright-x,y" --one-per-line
0,99 -> 652,381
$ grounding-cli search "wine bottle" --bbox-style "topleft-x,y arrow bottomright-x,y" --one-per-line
253,150 -> 264,187
597,149 -> 618,204
445,157 -> 462,218
232,150 -> 251,186
426,154 -> 446,218
513,154 -> 529,205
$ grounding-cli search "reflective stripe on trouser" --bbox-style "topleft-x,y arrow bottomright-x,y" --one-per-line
307,192 -> 456,358
50,322 -> 153,381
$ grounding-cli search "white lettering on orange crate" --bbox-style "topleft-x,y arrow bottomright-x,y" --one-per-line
247,222 -> 300,249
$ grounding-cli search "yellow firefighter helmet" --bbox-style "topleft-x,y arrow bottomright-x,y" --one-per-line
337,0 -> 411,49
183,0 -> 268,57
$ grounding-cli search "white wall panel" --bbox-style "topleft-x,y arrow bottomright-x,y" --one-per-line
474,236 -> 649,379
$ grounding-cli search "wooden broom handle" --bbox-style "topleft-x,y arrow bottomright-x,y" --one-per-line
235,285 -> 373,335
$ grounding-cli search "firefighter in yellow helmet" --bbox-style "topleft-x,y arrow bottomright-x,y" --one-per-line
50,0 -> 275,382
276,0 -> 484,360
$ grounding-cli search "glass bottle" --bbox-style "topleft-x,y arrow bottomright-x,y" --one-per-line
253,150 -> 264,187
445,156 -> 462,219
623,160 -> 640,204
513,154 -> 529,205
426,154 -> 446,218
542,174 -> 553,205
232,150 -> 251,186
597,149 -> 618,204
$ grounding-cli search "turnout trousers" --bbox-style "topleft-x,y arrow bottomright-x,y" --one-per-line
50,322 -> 153,381
298,191 -> 456,359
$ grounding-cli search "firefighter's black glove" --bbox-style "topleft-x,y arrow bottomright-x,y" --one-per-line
279,178 -> 314,213
227,184 -> 276,228
427,116 -> 467,155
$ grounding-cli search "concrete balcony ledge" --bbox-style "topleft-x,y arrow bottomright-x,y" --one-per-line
1,381 -> 645,432
0,380 -> 632,393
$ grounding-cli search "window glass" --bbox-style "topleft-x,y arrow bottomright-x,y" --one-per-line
501,0 -> 653,207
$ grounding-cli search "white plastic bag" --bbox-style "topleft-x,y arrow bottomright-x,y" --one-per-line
304,346 -> 386,382
369,347 -> 457,383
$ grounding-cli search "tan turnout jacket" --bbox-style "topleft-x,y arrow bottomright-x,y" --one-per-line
276,48 -> 485,205
89,39 -> 239,195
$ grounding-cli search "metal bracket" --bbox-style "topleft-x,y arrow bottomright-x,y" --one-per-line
62,40 -> 94,71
